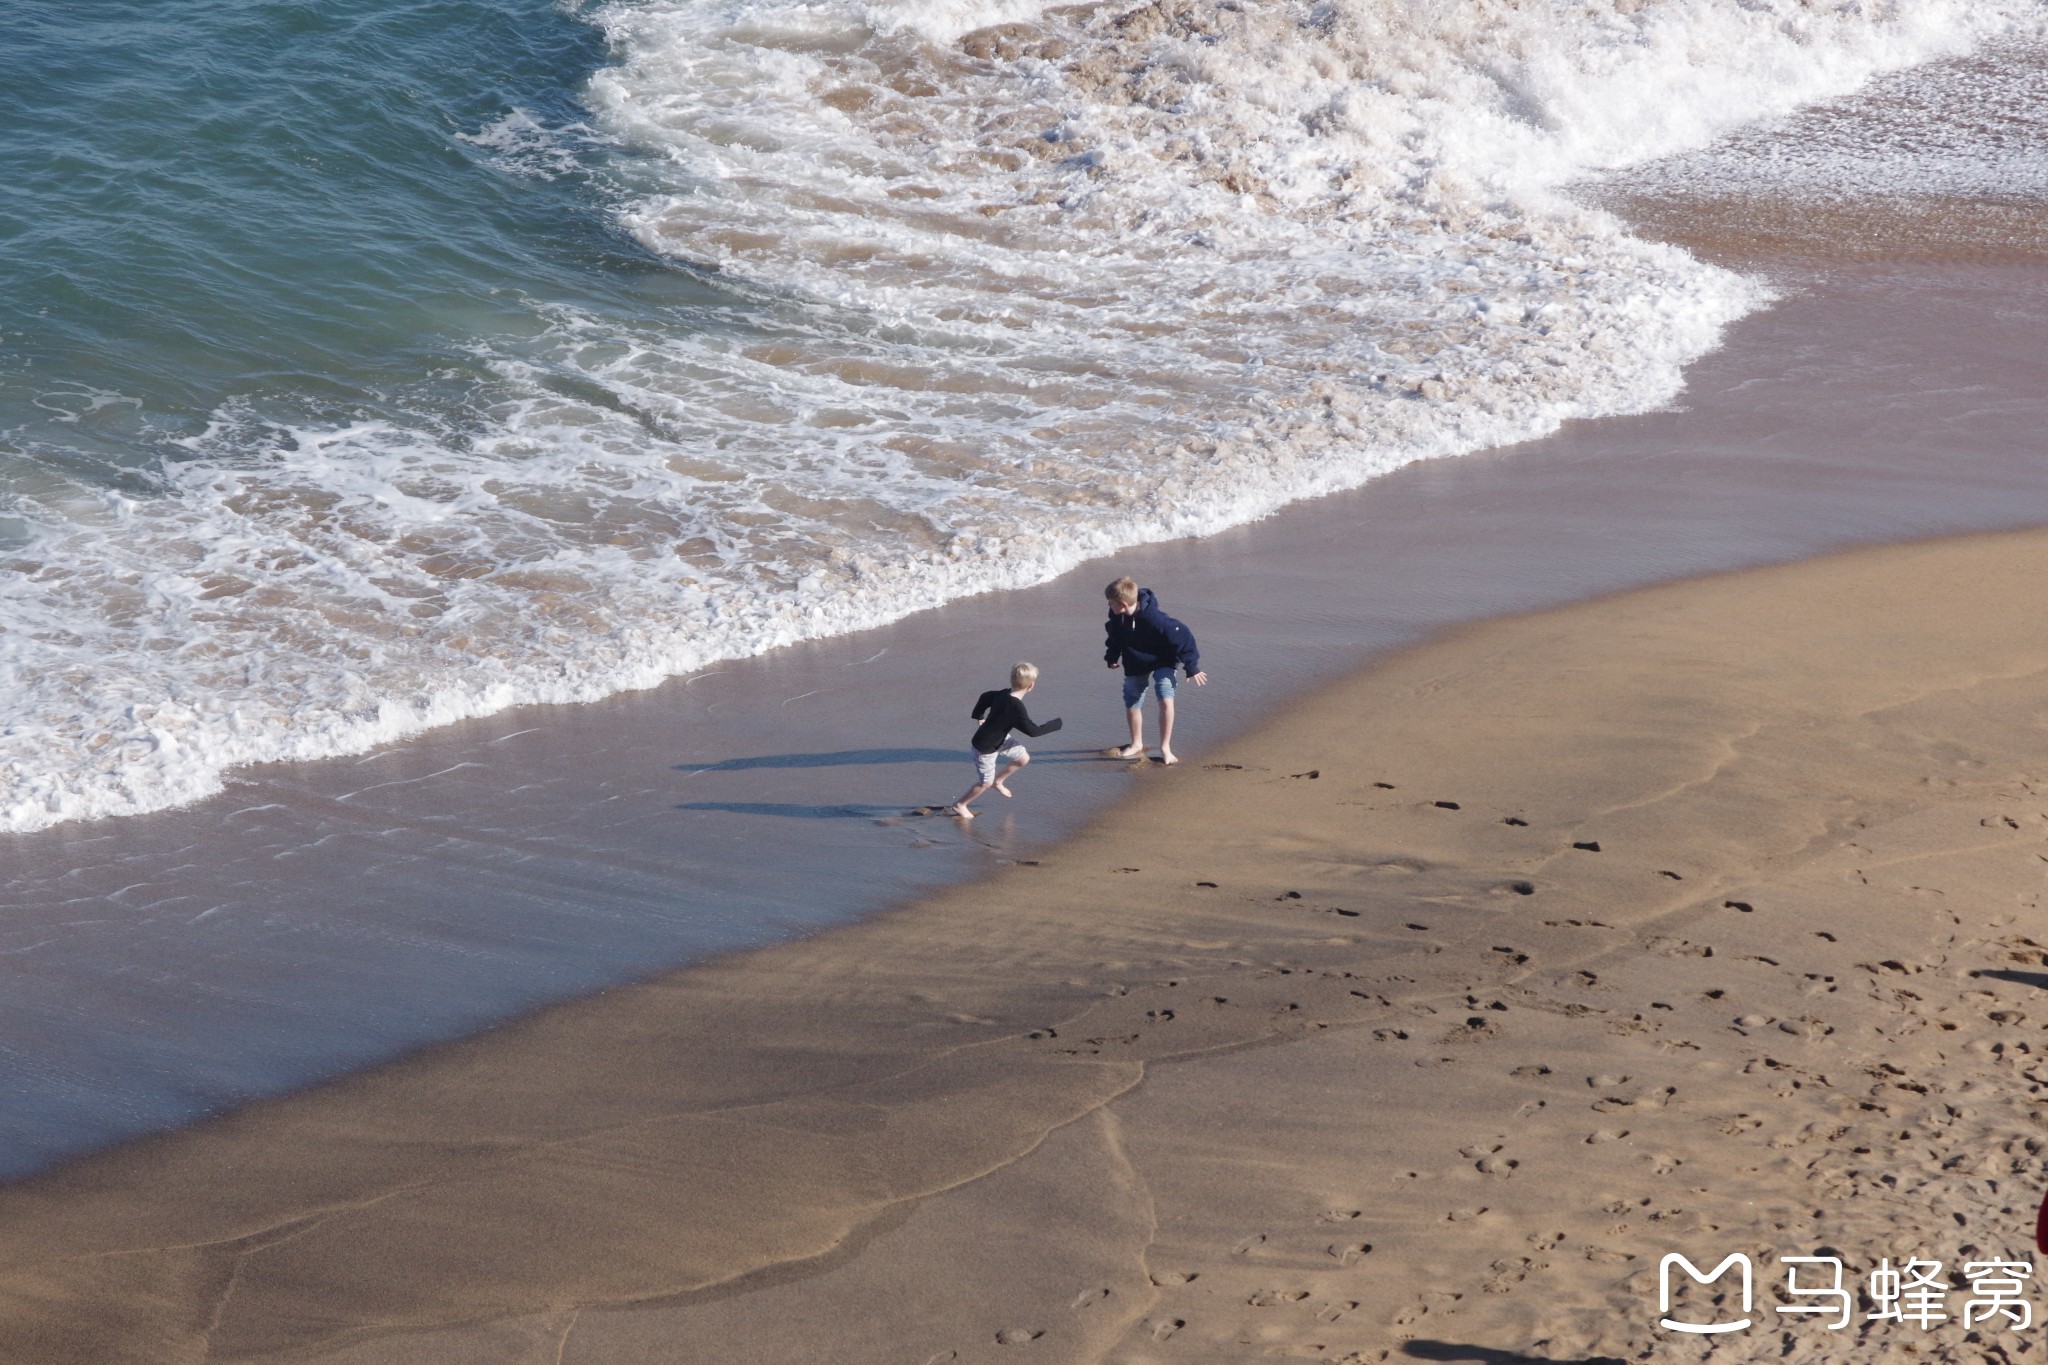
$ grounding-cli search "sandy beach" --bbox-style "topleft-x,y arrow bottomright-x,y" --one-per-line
6,29 -> 2048,1365
11,527 -> 2048,1362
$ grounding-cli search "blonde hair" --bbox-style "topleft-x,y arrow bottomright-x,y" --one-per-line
1105,576 -> 1138,605
1010,661 -> 1039,689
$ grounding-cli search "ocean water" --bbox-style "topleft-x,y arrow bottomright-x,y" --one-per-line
3,0 -> 2042,834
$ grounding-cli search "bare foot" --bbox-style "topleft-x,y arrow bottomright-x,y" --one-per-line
950,804 -> 975,819
1109,744 -> 1145,760
994,779 -> 1014,798
1159,751 -> 1180,766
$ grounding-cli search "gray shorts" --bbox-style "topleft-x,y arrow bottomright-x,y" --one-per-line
975,744 -> 1027,784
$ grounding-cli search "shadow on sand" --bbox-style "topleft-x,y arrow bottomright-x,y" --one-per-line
673,802 -> 921,820
676,748 -> 960,774
677,747 -> 1110,776
1401,1343 -> 1626,1365
1973,968 -> 2048,991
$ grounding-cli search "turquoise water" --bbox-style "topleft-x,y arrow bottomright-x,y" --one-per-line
0,0 -> 702,508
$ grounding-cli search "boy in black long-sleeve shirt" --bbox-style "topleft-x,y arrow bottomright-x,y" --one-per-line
949,662 -> 1062,819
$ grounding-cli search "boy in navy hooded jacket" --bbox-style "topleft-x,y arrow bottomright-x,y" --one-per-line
1103,576 -> 1208,765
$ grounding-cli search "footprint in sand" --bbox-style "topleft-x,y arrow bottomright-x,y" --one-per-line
1232,1233 -> 1269,1255
1316,1300 -> 1359,1323
1328,1242 -> 1372,1265
1150,1270 -> 1199,1286
1247,1289 -> 1310,1307
995,1328 -> 1044,1344
1072,1287 -> 1111,1309
1482,1257 -> 1534,1293
1146,1317 -> 1186,1342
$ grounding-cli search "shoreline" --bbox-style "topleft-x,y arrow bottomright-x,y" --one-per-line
11,526 -> 2048,1361
5,249 -> 2048,1180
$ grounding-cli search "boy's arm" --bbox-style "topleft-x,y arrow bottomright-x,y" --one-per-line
1016,704 -> 1063,738
1155,611 -> 1200,676
971,691 -> 994,721
1103,616 -> 1120,668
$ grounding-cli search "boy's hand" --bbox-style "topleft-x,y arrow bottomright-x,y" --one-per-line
1189,671 -> 1208,686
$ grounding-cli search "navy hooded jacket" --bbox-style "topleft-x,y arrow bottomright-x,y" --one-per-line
1104,587 -> 1201,677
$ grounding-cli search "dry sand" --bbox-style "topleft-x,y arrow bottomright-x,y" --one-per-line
8,528 -> 2048,1363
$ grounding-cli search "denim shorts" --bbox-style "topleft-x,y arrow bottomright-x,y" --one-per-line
1122,668 -> 1177,708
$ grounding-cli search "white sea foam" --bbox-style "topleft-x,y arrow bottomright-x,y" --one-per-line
2,0 -> 2042,832
456,108 -> 613,180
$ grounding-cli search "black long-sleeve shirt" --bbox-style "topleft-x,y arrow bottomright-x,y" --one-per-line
970,689 -> 1063,754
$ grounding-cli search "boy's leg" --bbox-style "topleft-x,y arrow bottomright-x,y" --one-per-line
1155,670 -> 1183,765
1118,704 -> 1145,758
992,749 -> 1029,796
953,751 -> 998,816
1112,673 -> 1146,758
